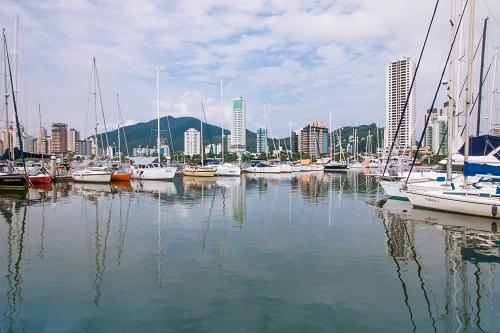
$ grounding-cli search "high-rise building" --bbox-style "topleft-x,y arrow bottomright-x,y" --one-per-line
424,102 -> 449,155
75,140 -> 92,156
37,127 -> 48,154
67,128 -> 80,153
256,128 -> 268,154
229,97 -> 246,153
290,129 -> 301,153
51,123 -> 68,155
385,57 -> 416,150
299,122 -> 329,158
184,128 -> 200,156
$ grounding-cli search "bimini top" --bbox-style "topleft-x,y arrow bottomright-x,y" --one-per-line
458,135 -> 500,159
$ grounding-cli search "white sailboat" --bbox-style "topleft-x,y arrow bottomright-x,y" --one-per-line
73,58 -> 112,183
131,65 -> 176,180
407,0 -> 500,218
212,76 -> 241,176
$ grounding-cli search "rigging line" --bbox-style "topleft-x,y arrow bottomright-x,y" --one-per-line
93,58 -> 110,151
166,114 -> 175,155
459,58 -> 494,137
404,0 -> 468,187
117,97 -> 130,158
4,30 -> 27,172
437,55 -> 495,154
200,100 -> 213,154
382,0 -> 441,177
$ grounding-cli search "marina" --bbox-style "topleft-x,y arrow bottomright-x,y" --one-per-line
1,0 -> 500,331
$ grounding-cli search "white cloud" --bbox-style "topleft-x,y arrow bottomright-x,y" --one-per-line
0,0 -> 499,138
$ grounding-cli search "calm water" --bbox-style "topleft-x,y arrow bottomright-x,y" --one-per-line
0,172 -> 499,332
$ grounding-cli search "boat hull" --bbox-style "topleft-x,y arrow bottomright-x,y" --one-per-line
72,171 -> 112,183
324,164 -> 348,172
244,166 -> 281,173
0,174 -> 28,190
407,190 -> 500,218
111,172 -> 132,181
214,165 -> 241,176
132,167 -> 176,180
29,174 -> 52,184
182,167 -> 215,177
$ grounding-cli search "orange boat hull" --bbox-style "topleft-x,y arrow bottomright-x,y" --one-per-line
111,172 -> 131,181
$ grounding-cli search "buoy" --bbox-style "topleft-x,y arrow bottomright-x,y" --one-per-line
492,205 -> 498,217
492,222 -> 497,233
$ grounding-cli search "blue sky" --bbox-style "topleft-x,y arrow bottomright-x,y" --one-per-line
1,0 -> 499,138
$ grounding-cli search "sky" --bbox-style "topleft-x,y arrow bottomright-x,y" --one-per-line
0,0 -> 499,138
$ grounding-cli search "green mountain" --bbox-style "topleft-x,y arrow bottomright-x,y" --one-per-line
98,116 -> 383,155
100,115 -> 260,153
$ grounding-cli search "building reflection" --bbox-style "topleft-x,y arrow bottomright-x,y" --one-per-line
380,199 -> 500,332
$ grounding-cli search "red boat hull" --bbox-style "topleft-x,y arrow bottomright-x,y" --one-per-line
29,175 -> 52,184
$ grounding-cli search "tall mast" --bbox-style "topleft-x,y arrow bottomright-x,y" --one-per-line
116,93 -> 121,162
3,30 -> 11,169
446,0 -> 456,181
156,65 -> 161,161
93,58 -> 99,160
39,103 -> 43,164
476,18 -> 488,136
200,118 -> 204,164
464,0 -> 475,187
12,15 -> 19,150
454,0 -> 466,150
329,109 -> 332,160
489,48 -> 498,132
289,121 -> 292,160
220,75 -> 224,163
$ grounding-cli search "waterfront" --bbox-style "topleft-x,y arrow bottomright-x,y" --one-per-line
0,172 -> 499,332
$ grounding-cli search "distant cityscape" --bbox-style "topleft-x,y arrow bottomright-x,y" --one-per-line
3,56 -> 494,160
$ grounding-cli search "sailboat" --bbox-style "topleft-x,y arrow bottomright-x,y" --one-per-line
0,29 -> 28,190
131,66 -> 177,180
73,58 -> 112,183
111,94 -> 131,181
406,0 -> 500,218
182,117 -> 216,177
211,76 -> 241,176
325,113 -> 348,172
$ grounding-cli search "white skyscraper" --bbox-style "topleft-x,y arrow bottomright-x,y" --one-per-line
230,97 -> 246,153
184,128 -> 200,157
384,57 -> 416,150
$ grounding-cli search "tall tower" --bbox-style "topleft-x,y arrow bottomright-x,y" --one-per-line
385,57 -> 416,151
184,128 -> 200,157
51,123 -> 68,155
230,97 -> 246,153
256,128 -> 268,154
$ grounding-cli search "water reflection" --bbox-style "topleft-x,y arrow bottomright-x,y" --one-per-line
379,199 -> 499,332
0,196 -> 28,332
0,173 -> 498,332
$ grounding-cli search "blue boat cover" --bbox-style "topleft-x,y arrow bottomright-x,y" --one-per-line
458,135 -> 500,159
463,161 -> 500,176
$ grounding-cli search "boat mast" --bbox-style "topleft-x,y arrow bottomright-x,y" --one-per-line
446,0 -> 456,181
489,48 -> 498,132
12,15 -> 19,151
200,118 -> 204,164
93,58 -> 99,161
116,93 -> 121,162
329,109 -> 332,161
289,121 -> 292,161
464,0 -> 475,187
3,30 -> 11,170
156,65 -> 161,161
454,0 -> 466,150
220,75 -> 224,163
39,103 -> 43,165
476,18 -> 488,136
